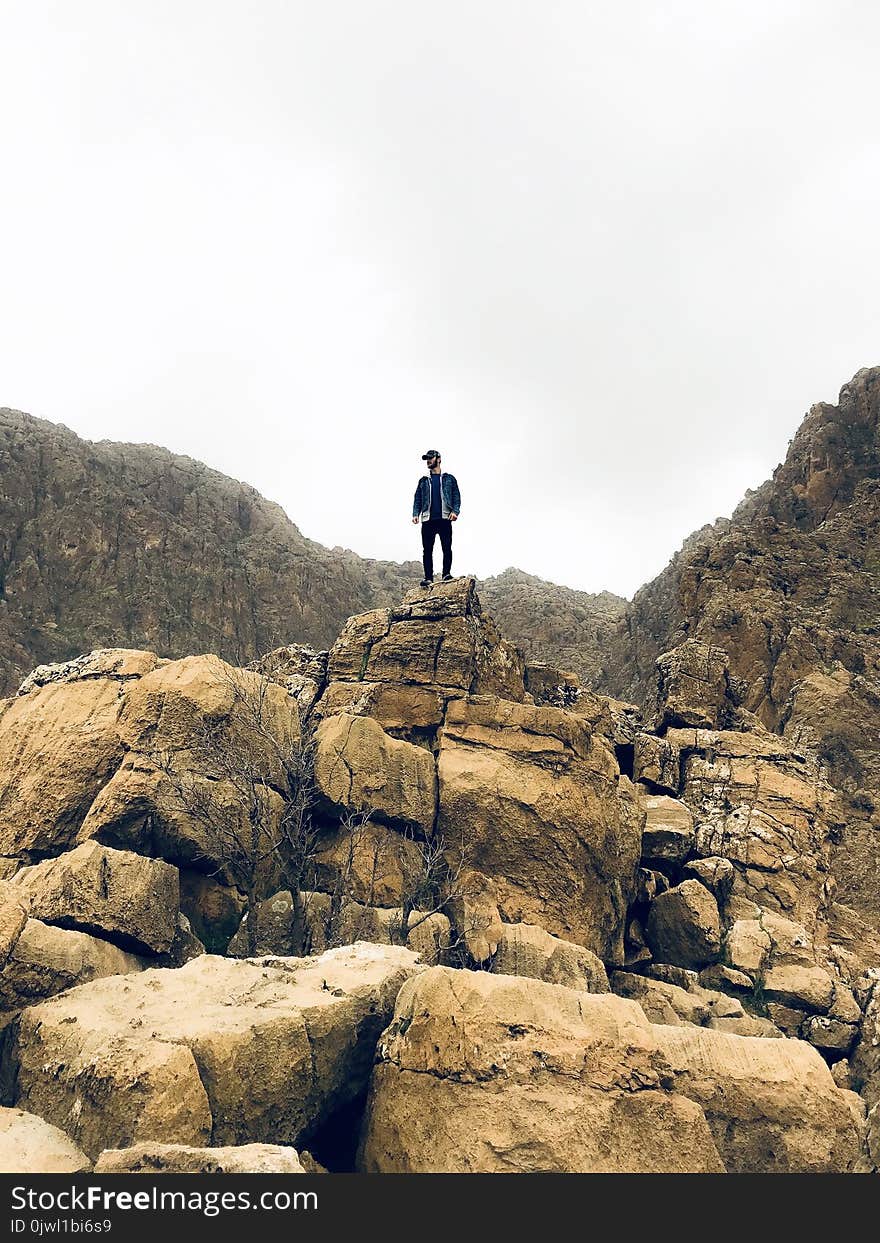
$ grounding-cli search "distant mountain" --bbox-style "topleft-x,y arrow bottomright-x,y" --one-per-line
0,409 -> 621,696
478,568 -> 626,688
0,408 -> 414,694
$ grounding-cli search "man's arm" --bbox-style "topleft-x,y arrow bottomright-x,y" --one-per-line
412,479 -> 423,520
449,474 -> 461,516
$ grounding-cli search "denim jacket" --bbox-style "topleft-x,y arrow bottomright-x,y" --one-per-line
412,472 -> 461,521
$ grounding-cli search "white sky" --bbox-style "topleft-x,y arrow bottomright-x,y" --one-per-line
2,1 -> 878,598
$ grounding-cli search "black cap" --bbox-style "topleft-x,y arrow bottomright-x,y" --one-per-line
421,449 -> 440,460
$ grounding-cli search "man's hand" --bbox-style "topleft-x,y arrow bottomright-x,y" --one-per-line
450,513 -> 458,521
412,517 -> 419,524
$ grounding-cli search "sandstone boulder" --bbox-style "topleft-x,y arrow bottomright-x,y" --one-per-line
633,733 -> 680,795
358,968 -> 725,1173
638,793 -> 695,864
78,655 -> 299,878
762,963 -> 835,1013
0,919 -> 145,1011
0,654 -> 144,859
249,643 -> 328,720
178,871 -> 246,954
325,579 -> 525,701
12,841 -> 179,955
0,1107 -> 91,1173
725,920 -> 771,976
652,1023 -> 863,1172
313,713 -> 436,834
491,923 -> 609,993
438,694 -> 640,961
12,944 -> 422,1160
682,856 -> 735,901
654,640 -> 734,730
645,880 -> 722,969
359,966 -> 864,1172
94,1142 -> 306,1174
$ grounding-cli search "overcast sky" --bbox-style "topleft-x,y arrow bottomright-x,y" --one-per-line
2,2 -> 878,598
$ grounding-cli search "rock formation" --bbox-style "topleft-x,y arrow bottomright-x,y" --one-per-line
6,358 -> 880,1185
0,572 -> 877,1173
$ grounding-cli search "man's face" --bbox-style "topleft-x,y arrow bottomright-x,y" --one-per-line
428,455 -> 440,468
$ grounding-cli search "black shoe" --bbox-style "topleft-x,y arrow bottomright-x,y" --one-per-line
419,577 -> 434,588
442,574 -> 454,581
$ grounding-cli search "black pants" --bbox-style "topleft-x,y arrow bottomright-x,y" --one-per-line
421,518 -> 452,579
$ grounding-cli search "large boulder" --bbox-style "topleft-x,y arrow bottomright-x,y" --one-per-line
12,842 -> 179,956
358,967 -> 863,1173
94,1142 -> 306,1174
78,655 -> 300,878
358,968 -> 725,1173
0,919 -> 145,1011
437,694 -> 640,961
0,650 -> 159,860
491,923 -> 610,993
645,880 -> 722,969
638,793 -> 695,865
11,943 -> 422,1161
652,1024 -> 864,1172
313,713 -> 436,834
0,1107 -> 91,1173
654,640 -> 736,730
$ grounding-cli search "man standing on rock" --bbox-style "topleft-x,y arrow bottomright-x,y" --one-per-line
412,449 -> 461,588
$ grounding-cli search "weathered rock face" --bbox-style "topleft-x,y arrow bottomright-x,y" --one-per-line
0,880 -> 28,968
79,655 -> 299,880
639,793 -> 695,864
12,842 -> 179,956
313,713 -> 436,834
653,641 -> 740,731
326,577 -> 526,701
0,1107 -> 91,1174
358,967 -> 863,1173
93,1143 -> 306,1174
249,644 -> 328,722
0,650 -> 151,860
0,919 -> 145,1012
437,694 -> 640,961
645,880 -> 721,969
598,368 -> 880,933
666,724 -> 841,932
310,820 -> 427,909
780,664 -> 880,930
11,944 -> 422,1160
491,923 -> 610,993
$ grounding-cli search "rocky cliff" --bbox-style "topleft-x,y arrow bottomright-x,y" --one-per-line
1,578 -> 878,1173
598,367 -> 880,929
